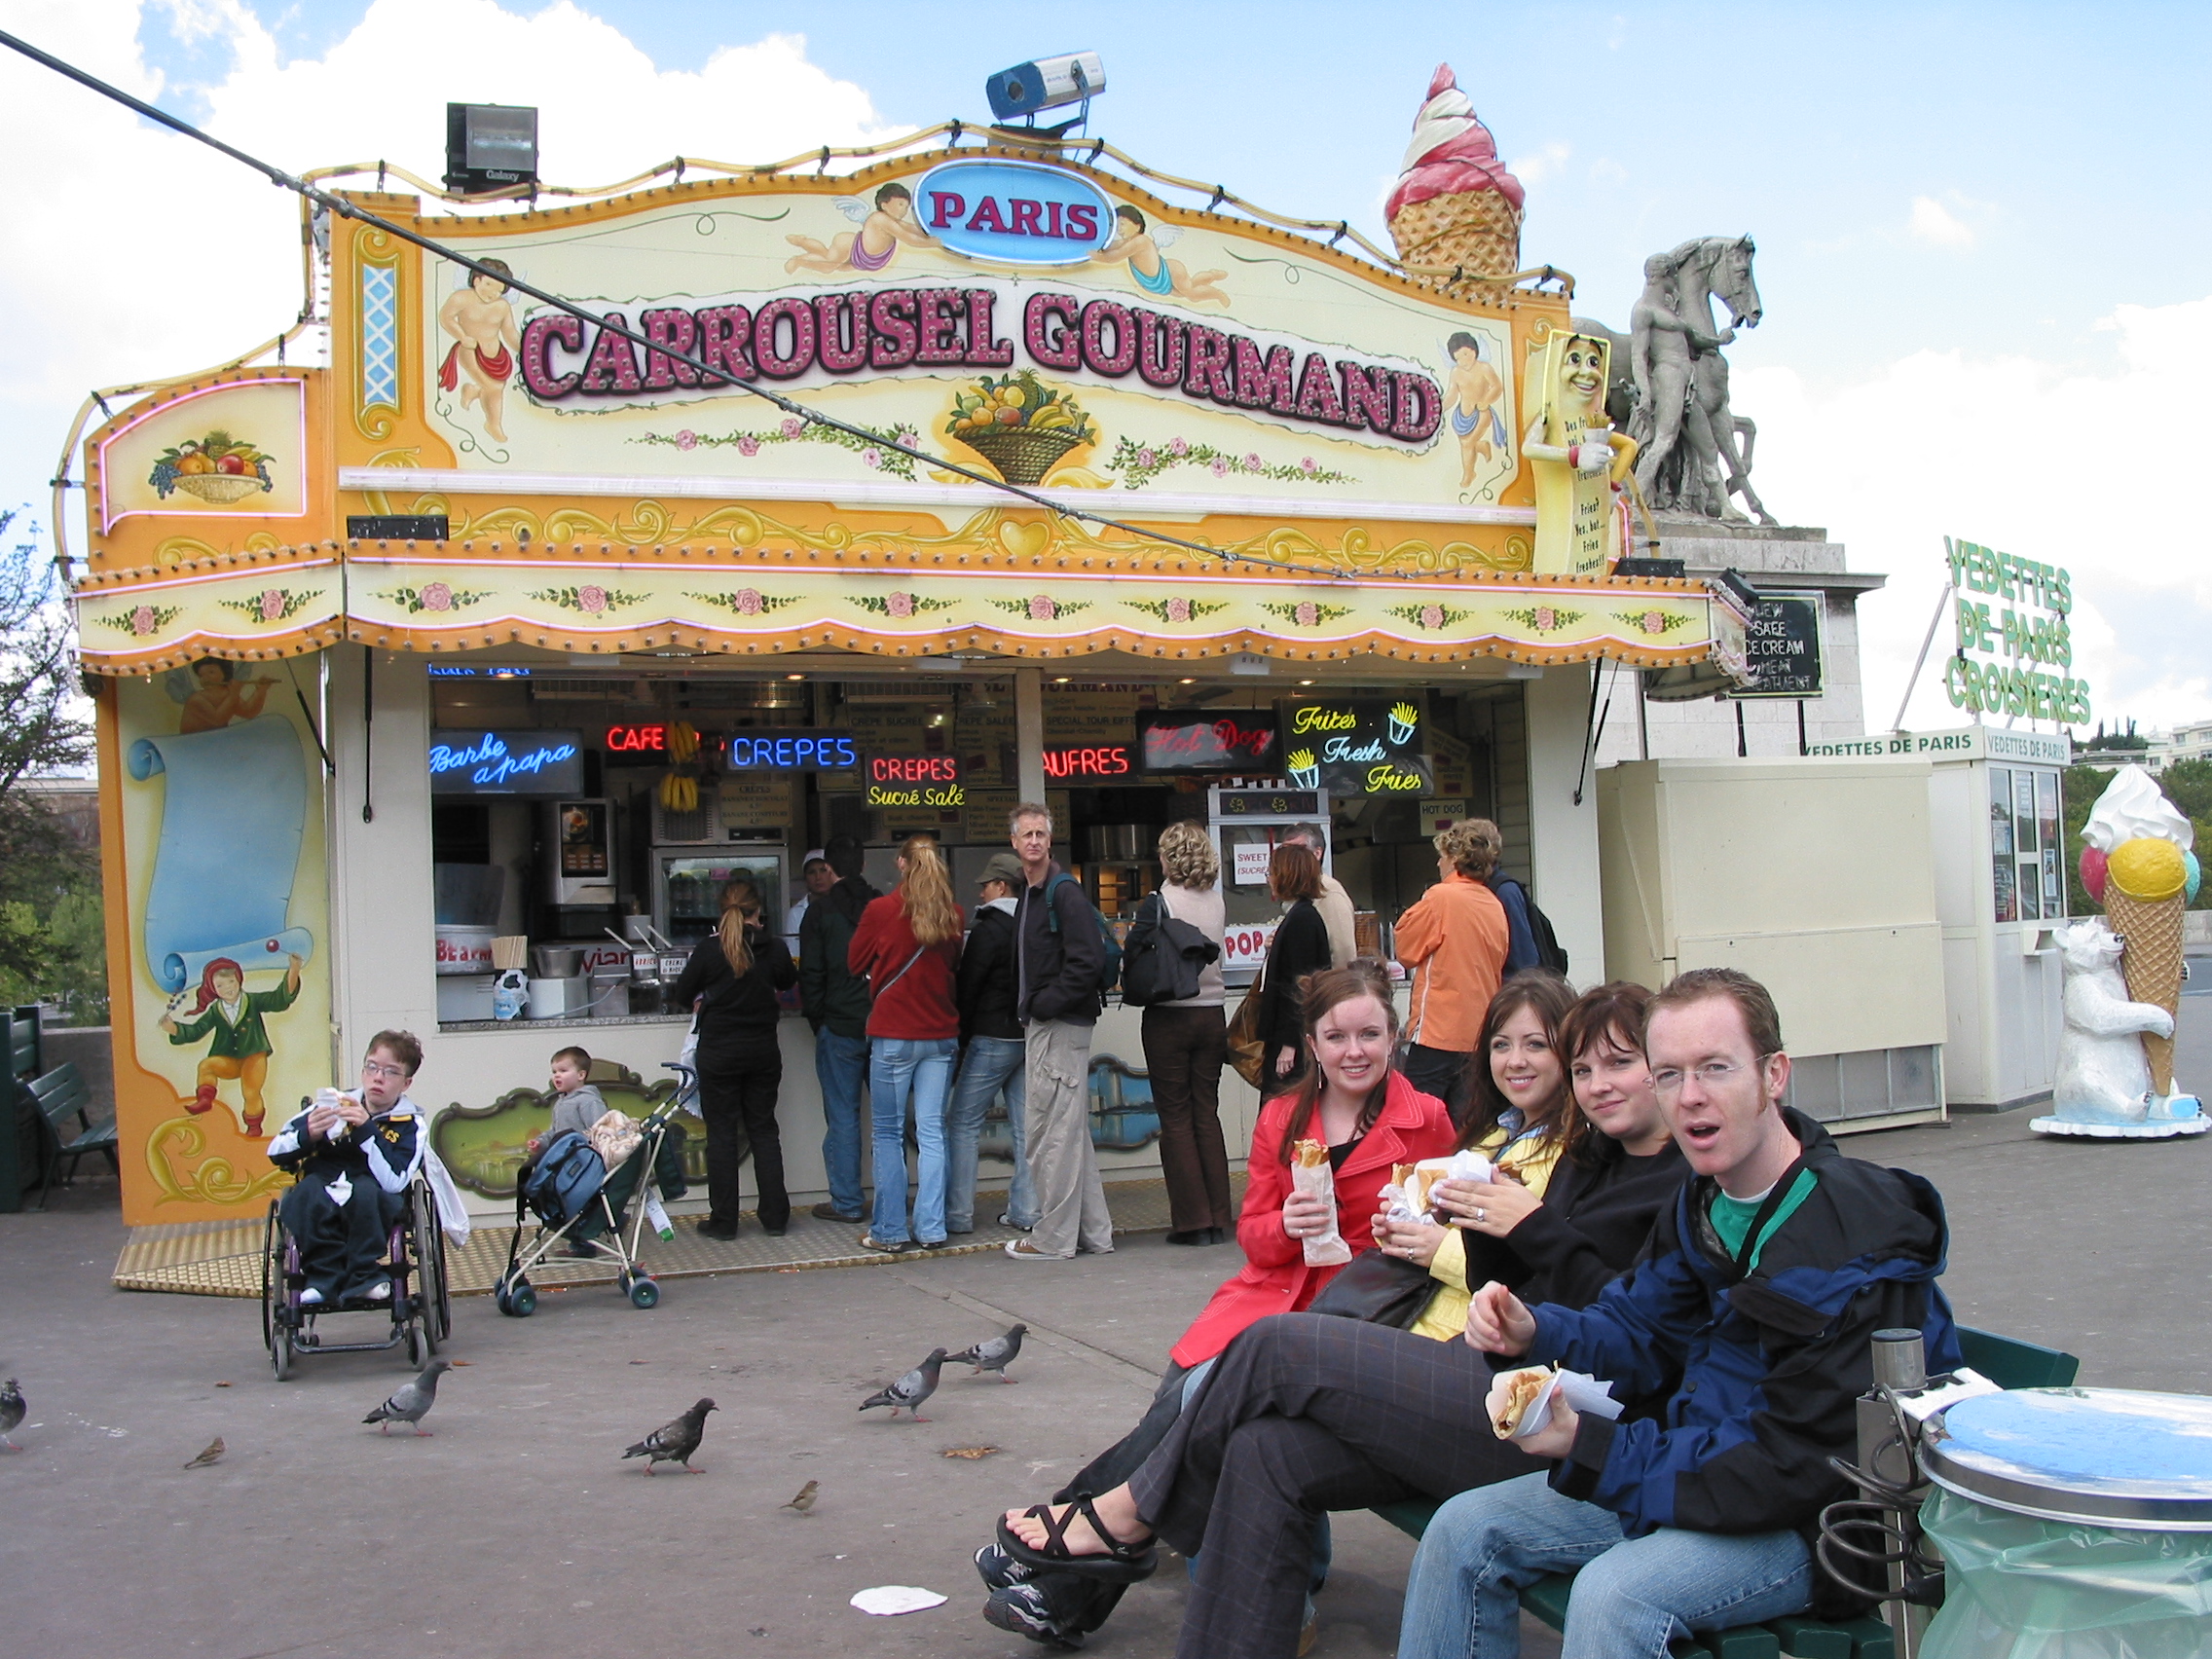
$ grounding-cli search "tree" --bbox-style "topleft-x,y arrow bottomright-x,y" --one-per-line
0,511 -> 96,1000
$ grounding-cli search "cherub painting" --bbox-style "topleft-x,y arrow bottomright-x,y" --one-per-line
1089,206 -> 1229,309
438,257 -> 520,442
785,182 -> 940,275
1444,331 -> 1508,486
176,657 -> 274,735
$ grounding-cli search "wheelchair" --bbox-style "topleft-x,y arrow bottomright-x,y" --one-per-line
261,1171 -> 451,1381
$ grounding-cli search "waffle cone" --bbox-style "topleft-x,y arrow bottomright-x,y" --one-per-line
1389,191 -> 1524,302
2106,889 -> 2186,1093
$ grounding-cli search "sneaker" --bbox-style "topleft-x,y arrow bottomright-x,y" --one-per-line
975,1543 -> 1034,1591
860,1233 -> 918,1255
364,1280 -> 391,1303
998,1211 -> 1035,1231
982,1583 -> 1080,1648
811,1201 -> 865,1223
298,1286 -> 324,1306
1005,1238 -> 1067,1262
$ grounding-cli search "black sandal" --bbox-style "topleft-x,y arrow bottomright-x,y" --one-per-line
995,1500 -> 1158,1583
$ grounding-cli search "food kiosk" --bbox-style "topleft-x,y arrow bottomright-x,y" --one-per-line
70,89 -> 1752,1226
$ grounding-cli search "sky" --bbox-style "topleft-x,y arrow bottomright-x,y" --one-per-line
0,0 -> 2205,733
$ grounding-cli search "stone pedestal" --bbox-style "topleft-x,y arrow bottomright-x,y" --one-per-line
1595,520 -> 1883,764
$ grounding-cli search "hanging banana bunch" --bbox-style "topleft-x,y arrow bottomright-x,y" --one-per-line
659,720 -> 705,813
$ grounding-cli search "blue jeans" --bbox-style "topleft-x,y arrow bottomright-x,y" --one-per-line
1398,1473 -> 1813,1659
944,1036 -> 1034,1231
868,1036 -> 958,1244
814,1028 -> 868,1217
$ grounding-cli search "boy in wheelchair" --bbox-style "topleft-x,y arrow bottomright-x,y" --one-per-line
267,1030 -> 427,1306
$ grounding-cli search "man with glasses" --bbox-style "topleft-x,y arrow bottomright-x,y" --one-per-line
267,1031 -> 428,1307
1396,968 -> 1961,1659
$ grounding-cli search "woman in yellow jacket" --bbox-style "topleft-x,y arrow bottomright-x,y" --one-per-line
1393,819 -> 1511,1112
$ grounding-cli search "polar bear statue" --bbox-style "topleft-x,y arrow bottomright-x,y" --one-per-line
2037,919 -> 2184,1131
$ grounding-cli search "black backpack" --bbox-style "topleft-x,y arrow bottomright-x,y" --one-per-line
1119,891 -> 1222,1007
1489,874 -> 1569,977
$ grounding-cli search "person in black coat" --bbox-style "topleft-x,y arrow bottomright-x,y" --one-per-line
945,852 -> 1034,1234
671,881 -> 797,1239
1256,843 -> 1333,1092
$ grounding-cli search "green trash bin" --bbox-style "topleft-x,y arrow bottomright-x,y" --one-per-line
1919,1387 -> 2212,1659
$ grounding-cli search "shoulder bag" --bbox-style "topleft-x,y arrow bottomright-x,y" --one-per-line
1306,1246 -> 1437,1329
1226,953 -> 1268,1089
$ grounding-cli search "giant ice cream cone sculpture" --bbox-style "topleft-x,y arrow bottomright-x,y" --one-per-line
2084,766 -> 2195,1094
1385,65 -> 1526,303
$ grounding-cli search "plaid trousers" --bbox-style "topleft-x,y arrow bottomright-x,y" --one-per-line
1128,1311 -> 1542,1659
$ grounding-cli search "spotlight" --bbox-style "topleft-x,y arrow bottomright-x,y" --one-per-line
445,102 -> 538,196
985,52 -> 1105,129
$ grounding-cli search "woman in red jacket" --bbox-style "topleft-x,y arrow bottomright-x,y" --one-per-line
848,834 -> 963,1254
978,961 -> 1456,1639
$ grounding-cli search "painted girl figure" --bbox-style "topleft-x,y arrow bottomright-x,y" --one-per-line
161,952 -> 303,1136
785,182 -> 940,275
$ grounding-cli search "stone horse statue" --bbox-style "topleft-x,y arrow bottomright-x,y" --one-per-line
1574,235 -> 1774,525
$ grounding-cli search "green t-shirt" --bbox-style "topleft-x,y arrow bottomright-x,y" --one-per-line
1708,1168 -> 1817,1272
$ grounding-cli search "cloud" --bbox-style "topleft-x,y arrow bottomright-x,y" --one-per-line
0,0 -> 892,543
1736,292 -> 2212,732
1907,194 -> 1976,248
1508,142 -> 1572,186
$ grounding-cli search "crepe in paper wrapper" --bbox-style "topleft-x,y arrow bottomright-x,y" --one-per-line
1290,1138 -> 1352,1266
1488,1365 -> 1625,1442
1385,63 -> 1526,302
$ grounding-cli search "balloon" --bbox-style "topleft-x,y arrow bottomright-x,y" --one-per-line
2189,851 -> 2202,903
2081,845 -> 2108,903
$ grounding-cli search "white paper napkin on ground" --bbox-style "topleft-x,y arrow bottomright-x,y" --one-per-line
850,1585 -> 947,1616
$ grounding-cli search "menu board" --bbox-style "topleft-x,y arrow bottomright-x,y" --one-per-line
1137,710 -> 1280,775
1731,593 -> 1825,699
1275,698 -> 1433,796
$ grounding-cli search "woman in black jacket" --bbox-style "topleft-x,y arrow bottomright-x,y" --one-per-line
1255,842 -> 1333,1091
671,880 -> 798,1239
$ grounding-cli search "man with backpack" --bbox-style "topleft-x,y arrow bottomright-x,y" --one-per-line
799,834 -> 880,1224
1007,802 -> 1117,1262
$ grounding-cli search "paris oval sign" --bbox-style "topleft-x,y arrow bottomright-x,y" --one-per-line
913,158 -> 1115,267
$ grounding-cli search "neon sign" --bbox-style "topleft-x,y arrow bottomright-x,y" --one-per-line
1277,699 -> 1431,796
1043,743 -> 1133,779
723,730 -> 859,771
1137,712 -> 1279,775
428,729 -> 585,794
866,753 -> 965,808
606,722 -> 668,753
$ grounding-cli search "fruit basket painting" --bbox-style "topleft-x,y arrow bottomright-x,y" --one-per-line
149,430 -> 276,504
944,371 -> 1096,485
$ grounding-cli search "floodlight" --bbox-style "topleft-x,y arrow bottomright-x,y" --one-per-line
444,102 -> 538,195
985,53 -> 1106,124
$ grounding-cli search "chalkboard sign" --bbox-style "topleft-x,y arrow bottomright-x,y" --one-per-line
1730,593 -> 1825,699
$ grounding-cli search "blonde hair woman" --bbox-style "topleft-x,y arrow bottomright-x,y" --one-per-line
668,877 -> 799,1238
1136,822 -> 1234,1243
848,835 -> 967,1252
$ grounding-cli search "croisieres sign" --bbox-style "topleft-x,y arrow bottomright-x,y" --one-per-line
519,280 -> 1444,445
914,159 -> 1114,266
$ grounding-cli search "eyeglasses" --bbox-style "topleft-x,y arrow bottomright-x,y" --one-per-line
361,1061 -> 411,1081
1650,1055 -> 1772,1095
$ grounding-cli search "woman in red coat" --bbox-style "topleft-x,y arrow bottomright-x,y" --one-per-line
977,961 -> 1456,1641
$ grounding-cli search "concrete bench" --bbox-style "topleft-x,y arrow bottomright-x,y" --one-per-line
1371,1326 -> 2080,1659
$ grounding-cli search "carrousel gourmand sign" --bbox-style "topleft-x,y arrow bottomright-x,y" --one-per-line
74,122 -> 1725,677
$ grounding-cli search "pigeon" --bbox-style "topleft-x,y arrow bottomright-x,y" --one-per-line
951,1323 -> 1028,1383
0,1379 -> 22,1451
183,1436 -> 225,1468
781,1478 -> 820,1515
622,1397 -> 717,1474
362,1359 -> 452,1436
860,1348 -> 946,1422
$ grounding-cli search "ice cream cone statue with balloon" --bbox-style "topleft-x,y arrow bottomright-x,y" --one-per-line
2033,765 -> 2207,1138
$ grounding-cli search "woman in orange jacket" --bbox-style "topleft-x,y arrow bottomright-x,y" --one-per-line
1393,819 -> 1511,1115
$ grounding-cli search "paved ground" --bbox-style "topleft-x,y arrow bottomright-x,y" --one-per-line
5,993 -> 2209,1658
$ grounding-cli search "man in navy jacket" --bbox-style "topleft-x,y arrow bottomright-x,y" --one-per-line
1397,967 -> 1960,1659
